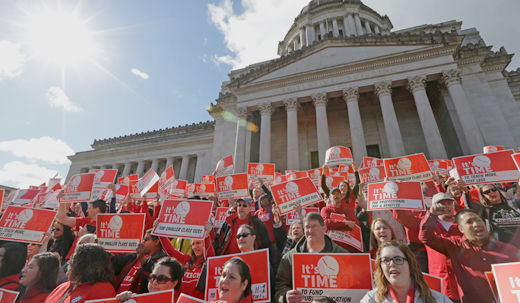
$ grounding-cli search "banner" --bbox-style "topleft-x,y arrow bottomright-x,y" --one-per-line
205,249 -> 270,302
201,175 -> 215,184
118,174 -> 138,185
491,261 -> 520,303
153,199 -> 213,240
327,213 -> 363,252
324,146 -> 353,166
216,173 -> 249,199
271,178 -> 322,215
286,207 -> 319,225
358,166 -> 386,184
0,206 -> 56,244
159,166 -> 176,193
292,253 -> 372,302
307,168 -> 323,187
214,207 -> 230,228
367,181 -> 425,211
113,184 -> 129,202
422,273 -> 443,293
0,288 -> 19,303
7,189 -> 40,206
136,169 -> 160,197
484,145 -> 504,154
96,213 -> 145,253
248,163 -> 275,181
89,169 -> 118,200
273,172 -> 286,185
214,155 -> 234,176
61,173 -> 95,202
85,289 -> 174,303
194,183 -> 215,197
286,170 -> 309,181
384,153 -> 432,182
360,157 -> 383,169
453,150 -> 520,185
176,294 -> 205,303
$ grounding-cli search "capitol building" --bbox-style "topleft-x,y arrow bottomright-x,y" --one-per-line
66,0 -> 520,183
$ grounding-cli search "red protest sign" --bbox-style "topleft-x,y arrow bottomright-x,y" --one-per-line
201,175 -> 215,184
61,173 -> 95,202
384,153 -> 432,182
163,179 -> 188,198
307,168 -> 323,188
428,159 -> 451,175
153,199 -> 213,240
423,272 -> 443,293
214,207 -> 230,228
492,261 -> 520,303
292,253 -> 372,302
8,189 -> 40,206
286,170 -> 309,181
159,166 -> 176,193
248,163 -> 275,181
453,150 -> 520,185
0,189 -> 4,210
194,183 -> 215,197
137,169 -> 159,197
85,289 -> 174,303
270,178 -> 322,215
286,207 -> 319,225
484,145 -> 505,154
360,156 -> 383,169
0,288 -> 19,303
273,173 -> 286,185
216,173 -> 249,199
324,175 -> 345,189
358,166 -> 386,184
0,206 -> 56,244
89,169 -> 118,200
214,155 -> 234,176
367,181 -> 425,211
327,213 -> 363,252
325,146 -> 353,166
512,153 -> 520,171
96,213 -> 145,253
113,184 -> 129,202
176,293 -> 205,303
485,271 -> 499,302
118,174 -> 138,185
205,249 -> 270,302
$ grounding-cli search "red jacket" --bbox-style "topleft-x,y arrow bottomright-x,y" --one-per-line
419,212 -> 519,303
0,273 -> 20,290
393,210 -> 462,299
321,202 -> 358,251
45,281 -> 115,303
18,286 -> 50,303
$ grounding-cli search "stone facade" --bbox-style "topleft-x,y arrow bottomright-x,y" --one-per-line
66,0 -> 520,182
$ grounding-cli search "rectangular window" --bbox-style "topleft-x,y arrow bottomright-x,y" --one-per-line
366,144 -> 381,158
310,151 -> 320,169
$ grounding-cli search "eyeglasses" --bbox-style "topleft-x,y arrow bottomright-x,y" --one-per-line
381,256 -> 408,266
149,274 -> 172,284
237,204 -> 249,208
482,188 -> 498,195
236,232 -> 251,239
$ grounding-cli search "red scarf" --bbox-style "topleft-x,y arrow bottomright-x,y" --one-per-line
389,284 -> 415,303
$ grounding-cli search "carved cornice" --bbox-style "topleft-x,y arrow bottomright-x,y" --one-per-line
374,81 -> 392,97
236,107 -> 248,119
283,98 -> 299,111
259,103 -> 273,116
342,87 -> 359,102
407,75 -> 427,93
441,69 -> 461,88
311,92 -> 328,107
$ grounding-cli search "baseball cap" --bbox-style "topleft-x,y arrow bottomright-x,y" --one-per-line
236,197 -> 252,206
432,192 -> 455,205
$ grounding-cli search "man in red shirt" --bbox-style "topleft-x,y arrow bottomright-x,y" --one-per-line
320,187 -> 357,251
420,208 -> 518,303
56,198 -> 107,230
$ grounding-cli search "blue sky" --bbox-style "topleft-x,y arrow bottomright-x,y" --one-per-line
1,0 -> 519,188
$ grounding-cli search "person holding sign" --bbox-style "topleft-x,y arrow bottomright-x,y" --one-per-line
361,241 -> 451,303
275,212 -> 347,303
419,208 -> 519,303
17,252 -> 59,303
212,257 -> 253,303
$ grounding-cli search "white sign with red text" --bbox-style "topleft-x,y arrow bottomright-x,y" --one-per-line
214,207 -> 230,228
89,169 -> 118,200
248,163 -> 275,181
216,173 -> 249,199
327,213 -> 363,252
367,181 -> 425,211
286,207 -> 319,225
491,261 -> 520,303
358,166 -> 386,184
384,154 -> 432,182
214,155 -> 234,176
136,169 -> 160,197
325,146 -> 353,166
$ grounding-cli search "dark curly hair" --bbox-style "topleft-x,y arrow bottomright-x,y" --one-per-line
47,223 -> 75,262
67,243 -> 114,285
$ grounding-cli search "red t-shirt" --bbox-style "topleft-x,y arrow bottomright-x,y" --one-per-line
0,273 -> 20,290
224,218 -> 249,255
117,260 -> 141,293
44,281 -> 115,303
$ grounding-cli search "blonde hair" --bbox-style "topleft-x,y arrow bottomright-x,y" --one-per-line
374,241 -> 435,303
369,218 -> 396,250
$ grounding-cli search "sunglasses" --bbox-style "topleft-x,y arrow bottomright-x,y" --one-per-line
236,232 -> 251,239
149,274 -> 172,284
381,256 -> 408,266
482,188 -> 498,195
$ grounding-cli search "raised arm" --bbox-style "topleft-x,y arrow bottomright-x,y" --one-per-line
56,192 -> 77,228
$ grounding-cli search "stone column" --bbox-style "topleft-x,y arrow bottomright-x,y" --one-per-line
343,16 -> 352,37
332,19 -> 339,37
305,24 -> 315,45
408,76 -> 448,159
122,162 -> 132,177
354,14 -> 364,35
284,98 -> 300,170
136,160 -> 145,177
210,109 -> 225,168
299,27 -> 306,48
179,155 -> 190,180
347,14 -> 356,36
194,153 -> 205,182
259,103 -> 272,163
364,20 -> 372,34
442,69 -> 485,154
150,159 -> 159,172
319,22 -> 326,38
234,107 -> 248,172
375,81 -> 406,156
343,87 -> 367,162
312,92 -> 331,166
374,25 -> 380,34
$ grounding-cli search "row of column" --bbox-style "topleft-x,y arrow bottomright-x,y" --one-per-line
235,69 -> 483,169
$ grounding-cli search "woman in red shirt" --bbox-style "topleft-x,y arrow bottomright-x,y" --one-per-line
44,244 -> 116,303
17,252 -> 59,303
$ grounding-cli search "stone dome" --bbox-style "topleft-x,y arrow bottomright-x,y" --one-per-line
278,0 -> 393,56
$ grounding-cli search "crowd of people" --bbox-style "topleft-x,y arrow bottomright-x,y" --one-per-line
0,154 -> 519,303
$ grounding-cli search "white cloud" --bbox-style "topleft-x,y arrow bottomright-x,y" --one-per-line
0,136 -> 74,165
0,40 -> 26,79
208,0 -> 308,69
46,86 -> 83,112
131,68 -> 149,79
0,161 -> 58,188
